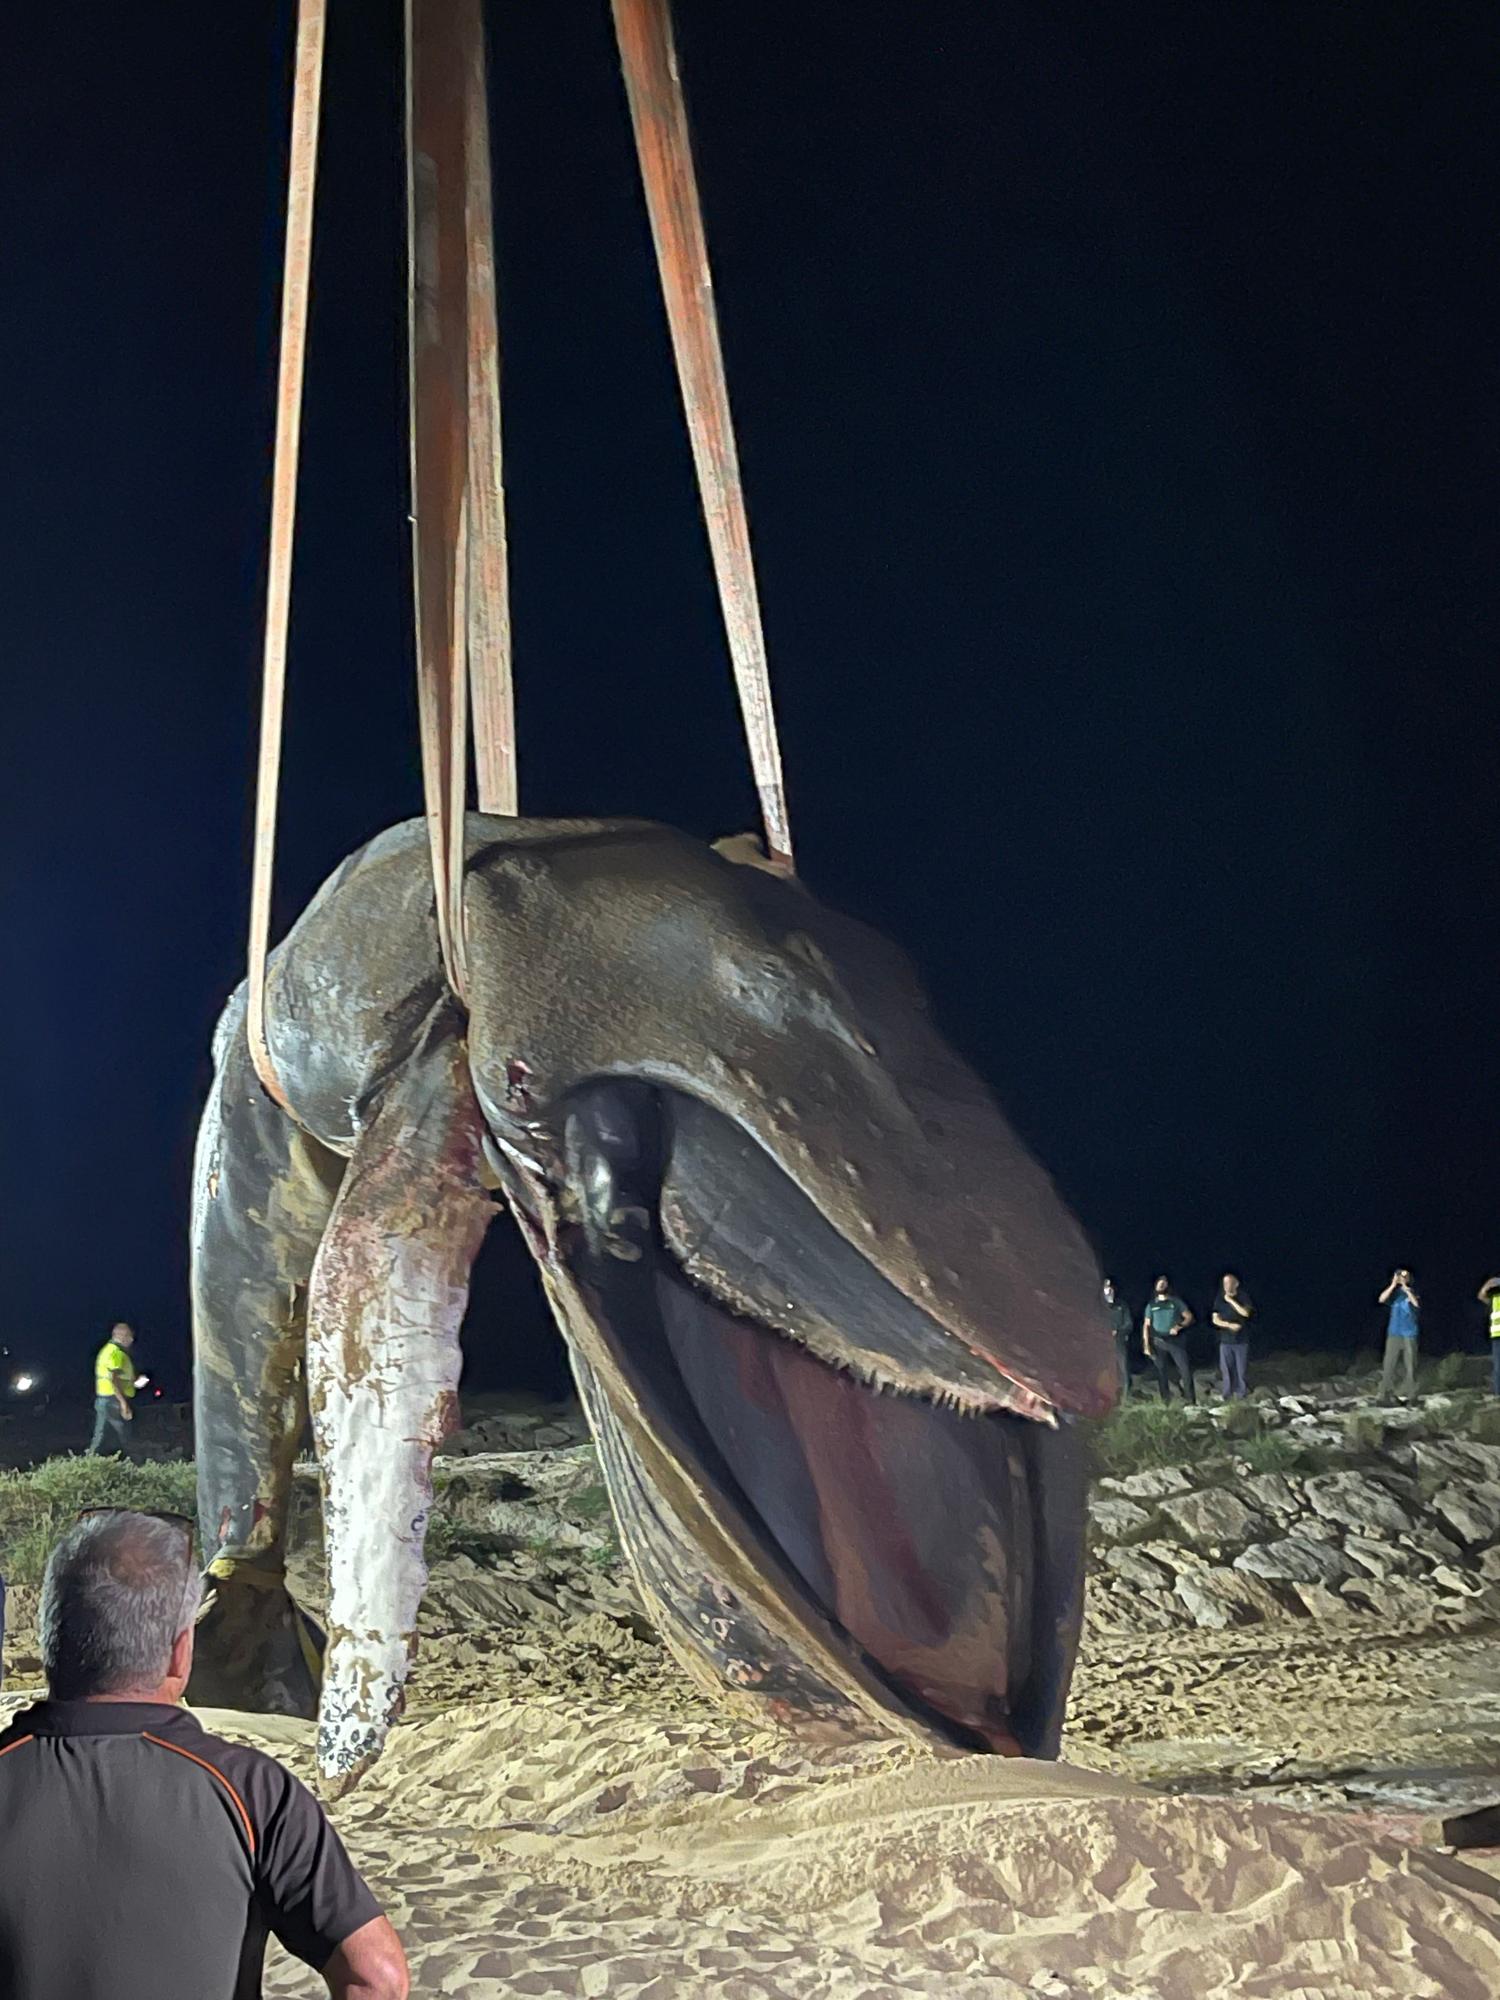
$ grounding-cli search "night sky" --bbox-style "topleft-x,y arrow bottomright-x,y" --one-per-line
5,3 -> 1497,1399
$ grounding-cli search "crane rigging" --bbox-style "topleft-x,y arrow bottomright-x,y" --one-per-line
193,1 -> 1110,1793
247,0 -> 792,1105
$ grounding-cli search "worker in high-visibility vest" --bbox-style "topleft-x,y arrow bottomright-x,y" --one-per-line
88,1322 -> 139,1456
1478,1278 -> 1500,1397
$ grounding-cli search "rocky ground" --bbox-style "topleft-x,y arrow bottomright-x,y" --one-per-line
1064,1383 -> 1500,1830
267,1378 -> 1500,1830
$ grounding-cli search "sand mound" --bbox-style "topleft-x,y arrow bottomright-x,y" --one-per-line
201,1697 -> 1500,1999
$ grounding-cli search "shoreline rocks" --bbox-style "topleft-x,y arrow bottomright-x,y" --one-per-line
1086,1388 -> 1500,1640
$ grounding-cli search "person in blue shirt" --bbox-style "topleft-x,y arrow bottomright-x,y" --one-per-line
1377,1267 -> 1420,1404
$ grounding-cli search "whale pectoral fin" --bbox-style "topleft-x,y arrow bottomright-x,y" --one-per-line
188,993 -> 344,1718
304,1025 -> 495,1794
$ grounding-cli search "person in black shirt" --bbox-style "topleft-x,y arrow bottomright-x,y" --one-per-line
1211,1272 -> 1255,1400
0,1510 -> 408,2000
1103,1278 -> 1134,1397
1142,1276 -> 1196,1404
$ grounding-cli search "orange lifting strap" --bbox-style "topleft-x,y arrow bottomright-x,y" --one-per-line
611,0 -> 793,870
247,0 -> 790,1108
246,0 -> 327,1113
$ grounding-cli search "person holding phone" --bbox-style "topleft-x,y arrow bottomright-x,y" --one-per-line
1377,1268 -> 1421,1404
1211,1273 -> 1255,1400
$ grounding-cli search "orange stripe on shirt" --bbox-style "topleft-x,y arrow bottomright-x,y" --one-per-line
141,1732 -> 256,1856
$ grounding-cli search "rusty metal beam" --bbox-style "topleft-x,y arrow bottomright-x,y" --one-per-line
247,0 -> 328,1112
611,0 -> 793,869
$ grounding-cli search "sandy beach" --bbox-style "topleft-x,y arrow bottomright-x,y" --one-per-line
214,1694 -> 1498,2000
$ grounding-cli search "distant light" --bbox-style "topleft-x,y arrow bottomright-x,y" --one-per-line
153,1389 -> 162,1399
134,1374 -> 150,1389
12,1374 -> 35,1395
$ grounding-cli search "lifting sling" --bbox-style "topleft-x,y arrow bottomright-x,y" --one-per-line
246,0 -> 790,1107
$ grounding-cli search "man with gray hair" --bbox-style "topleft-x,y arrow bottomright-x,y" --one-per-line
0,1509 -> 407,1999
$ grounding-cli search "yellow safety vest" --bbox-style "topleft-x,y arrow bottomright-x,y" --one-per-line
95,1341 -> 134,1399
1491,1295 -> 1500,1341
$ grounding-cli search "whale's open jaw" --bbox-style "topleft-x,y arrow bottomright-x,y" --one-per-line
533,1083 -> 1090,1758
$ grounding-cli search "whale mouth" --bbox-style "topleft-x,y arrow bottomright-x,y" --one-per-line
535,1082 -> 1090,1758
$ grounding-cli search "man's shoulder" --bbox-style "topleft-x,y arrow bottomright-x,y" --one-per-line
175,1711 -> 306,1788
143,1709 -> 314,1826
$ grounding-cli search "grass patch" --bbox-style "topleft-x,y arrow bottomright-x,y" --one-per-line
1214,1400 -> 1264,1441
523,1530 -> 573,1561
1253,1348 -> 1366,1388
0,1453 -> 627,1588
0,1457 -> 197,1588
570,1482 -> 613,1524
1425,1353 -> 1482,1393
424,1514 -> 517,1566
1234,1430 -> 1303,1475
1091,1400 -> 1206,1479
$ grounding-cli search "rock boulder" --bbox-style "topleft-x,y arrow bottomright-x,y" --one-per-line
1430,1483 -> 1500,1547
1089,1497 -> 1155,1540
1169,1487 -> 1269,1550
1303,1471 -> 1415,1537
1234,1538 -> 1357,1586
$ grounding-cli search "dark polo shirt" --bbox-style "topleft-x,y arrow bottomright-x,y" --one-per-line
1212,1288 -> 1255,1342
0,1698 -> 380,2000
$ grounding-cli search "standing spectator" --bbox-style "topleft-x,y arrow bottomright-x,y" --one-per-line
1478,1276 -> 1500,1397
1211,1273 -> 1256,1400
1377,1268 -> 1421,1404
1143,1276 -> 1196,1404
0,1509 -> 408,1999
1103,1279 -> 1134,1398
88,1322 -> 140,1456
